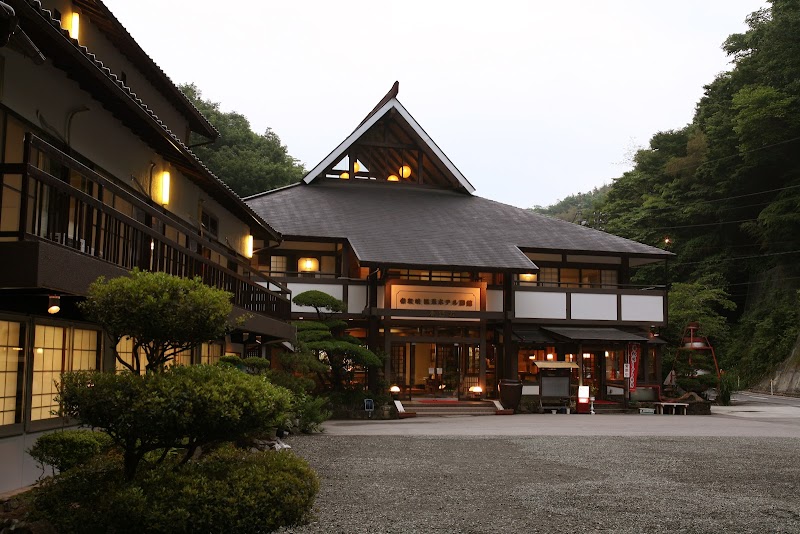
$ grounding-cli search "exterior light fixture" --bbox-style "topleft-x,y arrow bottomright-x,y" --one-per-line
69,12 -> 80,40
519,273 -> 537,282
340,172 -> 349,180
387,174 -> 399,182
398,165 -> 412,179
468,386 -> 483,394
244,235 -> 254,259
298,257 -> 319,272
47,295 -> 60,314
353,161 -> 360,173
389,385 -> 400,394
546,353 -> 554,361
160,171 -> 170,205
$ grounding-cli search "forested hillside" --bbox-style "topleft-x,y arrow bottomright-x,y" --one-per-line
180,84 -> 305,197
549,0 -> 800,383
530,185 -> 610,223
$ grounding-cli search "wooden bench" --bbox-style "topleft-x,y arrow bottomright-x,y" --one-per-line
654,402 -> 689,415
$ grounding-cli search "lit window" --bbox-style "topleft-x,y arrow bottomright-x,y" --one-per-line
31,326 -> 99,421
0,320 -> 25,426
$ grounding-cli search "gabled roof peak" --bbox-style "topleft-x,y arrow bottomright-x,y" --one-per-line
302,83 -> 475,194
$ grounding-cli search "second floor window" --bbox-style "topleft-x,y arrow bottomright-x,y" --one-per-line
201,210 -> 218,238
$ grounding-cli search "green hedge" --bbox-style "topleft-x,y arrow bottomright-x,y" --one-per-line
28,429 -> 114,473
32,446 -> 318,534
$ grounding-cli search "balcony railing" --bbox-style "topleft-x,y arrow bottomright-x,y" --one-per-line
0,133 -> 290,321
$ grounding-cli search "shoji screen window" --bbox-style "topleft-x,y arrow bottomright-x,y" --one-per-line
0,320 -> 25,426
31,325 -> 100,421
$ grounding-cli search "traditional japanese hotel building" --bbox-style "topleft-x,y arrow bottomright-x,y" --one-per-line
0,0 -> 292,492
247,83 -> 671,403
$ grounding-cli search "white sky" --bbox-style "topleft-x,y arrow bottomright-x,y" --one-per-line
104,0 -> 766,208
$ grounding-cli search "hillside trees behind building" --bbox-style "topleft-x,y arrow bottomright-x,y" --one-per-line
541,0 -> 800,384
180,83 -> 305,197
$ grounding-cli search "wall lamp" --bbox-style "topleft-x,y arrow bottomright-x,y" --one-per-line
47,295 -> 60,314
160,171 -> 170,205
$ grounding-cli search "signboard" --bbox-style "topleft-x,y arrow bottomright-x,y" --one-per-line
623,363 -> 630,379
628,343 -> 640,392
390,285 -> 482,312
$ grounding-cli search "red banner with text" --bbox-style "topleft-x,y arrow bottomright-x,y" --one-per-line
628,343 -> 640,392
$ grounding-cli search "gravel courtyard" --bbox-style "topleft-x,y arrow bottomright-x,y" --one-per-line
281,416 -> 800,533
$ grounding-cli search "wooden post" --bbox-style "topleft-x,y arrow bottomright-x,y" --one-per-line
502,274 -> 517,380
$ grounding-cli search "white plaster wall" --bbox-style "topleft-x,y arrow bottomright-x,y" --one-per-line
486,289 -> 503,312
515,292 -> 567,319
348,285 -> 367,314
0,431 -> 55,494
287,283 -> 344,313
621,294 -> 664,323
570,293 -> 618,321
42,0 -> 190,142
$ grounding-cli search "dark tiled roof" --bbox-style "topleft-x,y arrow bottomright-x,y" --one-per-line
247,180 -> 671,270
73,0 -> 218,139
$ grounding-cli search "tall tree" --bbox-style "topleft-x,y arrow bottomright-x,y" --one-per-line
180,83 -> 305,197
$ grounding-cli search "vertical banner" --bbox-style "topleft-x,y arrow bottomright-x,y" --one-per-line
628,343 -> 640,392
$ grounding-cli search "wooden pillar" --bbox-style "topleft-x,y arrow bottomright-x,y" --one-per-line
367,268 -> 380,391
502,274 -> 517,380
479,321 -> 487,398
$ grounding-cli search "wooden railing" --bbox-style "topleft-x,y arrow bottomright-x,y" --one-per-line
0,133 -> 290,320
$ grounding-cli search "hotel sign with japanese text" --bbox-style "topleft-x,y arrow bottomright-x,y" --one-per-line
390,285 -> 482,313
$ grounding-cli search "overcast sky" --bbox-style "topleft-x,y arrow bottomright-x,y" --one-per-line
104,0 -> 766,209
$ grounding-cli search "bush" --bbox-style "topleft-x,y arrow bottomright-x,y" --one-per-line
32,446 -> 318,534
59,365 -> 294,479
28,429 -> 114,474
291,391 -> 331,433
718,372 -> 735,405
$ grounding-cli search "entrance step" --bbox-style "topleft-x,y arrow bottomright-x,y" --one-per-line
400,400 -> 499,417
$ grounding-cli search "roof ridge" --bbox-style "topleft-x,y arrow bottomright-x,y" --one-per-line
74,0 -> 218,139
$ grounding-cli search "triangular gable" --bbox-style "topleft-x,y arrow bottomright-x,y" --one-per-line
303,83 -> 475,194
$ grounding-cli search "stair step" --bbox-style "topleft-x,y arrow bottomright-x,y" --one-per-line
399,400 -> 498,417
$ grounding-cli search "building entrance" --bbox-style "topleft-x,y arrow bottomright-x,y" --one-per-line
390,341 -> 480,399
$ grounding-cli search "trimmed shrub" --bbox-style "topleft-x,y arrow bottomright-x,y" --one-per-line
59,365 -> 294,479
32,446 -> 318,534
28,429 -> 114,473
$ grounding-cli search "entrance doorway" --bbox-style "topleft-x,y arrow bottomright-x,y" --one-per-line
390,342 -> 480,399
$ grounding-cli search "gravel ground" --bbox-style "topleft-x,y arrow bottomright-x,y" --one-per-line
279,433 -> 800,534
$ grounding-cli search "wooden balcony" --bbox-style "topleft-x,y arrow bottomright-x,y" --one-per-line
0,133 -> 291,325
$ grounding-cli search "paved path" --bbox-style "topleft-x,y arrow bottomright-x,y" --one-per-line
322,402 -> 800,438
283,406 -> 800,534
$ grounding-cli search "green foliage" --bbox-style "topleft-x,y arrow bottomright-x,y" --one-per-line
725,284 -> 800,383
292,291 -> 382,391
665,277 -> 736,342
243,356 -> 271,374
28,430 -> 114,473
58,366 -> 293,480
290,391 -> 331,433
180,83 -> 305,197
31,446 -> 318,534
79,269 -> 233,373
531,1 -> 800,381
327,387 -> 391,418
292,290 -> 346,317
530,185 -> 610,224
718,372 -> 736,405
